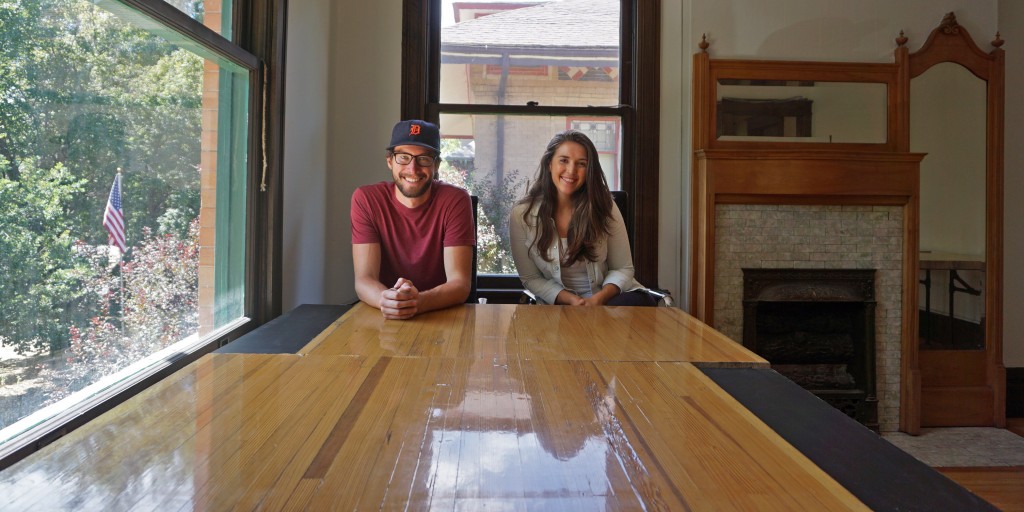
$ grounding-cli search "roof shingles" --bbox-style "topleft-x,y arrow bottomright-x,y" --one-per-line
441,0 -> 619,50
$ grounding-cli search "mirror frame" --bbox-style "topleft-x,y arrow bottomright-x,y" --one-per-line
693,39 -> 900,151
897,12 -> 1005,433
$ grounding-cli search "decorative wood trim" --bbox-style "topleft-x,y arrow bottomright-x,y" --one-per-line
903,11 -> 1005,431
691,149 -> 923,330
989,43 -> 1006,426
690,45 -> 711,315
908,13 -> 996,79
702,59 -> 900,152
901,188 -> 921,434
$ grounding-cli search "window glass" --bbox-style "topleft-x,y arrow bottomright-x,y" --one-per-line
0,0 -> 248,446
162,0 -> 232,38
437,114 -> 622,275
439,0 -> 620,107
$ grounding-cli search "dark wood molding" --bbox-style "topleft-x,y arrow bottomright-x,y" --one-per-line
401,0 -> 431,120
236,0 -> 288,325
629,0 -> 660,285
115,0 -> 260,68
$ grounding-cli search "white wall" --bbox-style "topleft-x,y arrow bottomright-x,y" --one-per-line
283,0 -> 1022,366
283,0 -> 403,307
660,0 -> 686,307
282,0 -> 329,307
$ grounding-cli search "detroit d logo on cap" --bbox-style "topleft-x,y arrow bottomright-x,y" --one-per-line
410,124 -> 421,136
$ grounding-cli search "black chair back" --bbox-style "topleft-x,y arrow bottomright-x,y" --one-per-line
610,190 -> 633,249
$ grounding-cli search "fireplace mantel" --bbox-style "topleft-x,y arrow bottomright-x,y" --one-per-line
690,148 -> 924,324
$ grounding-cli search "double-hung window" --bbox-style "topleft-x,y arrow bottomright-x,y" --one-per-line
402,0 -> 660,300
0,0 -> 281,467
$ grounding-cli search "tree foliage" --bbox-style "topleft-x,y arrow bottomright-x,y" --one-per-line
0,159 -> 95,353
0,0 -> 203,357
43,220 -> 199,404
438,139 -> 520,274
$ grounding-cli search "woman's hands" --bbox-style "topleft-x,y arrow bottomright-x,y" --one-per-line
554,284 -> 621,306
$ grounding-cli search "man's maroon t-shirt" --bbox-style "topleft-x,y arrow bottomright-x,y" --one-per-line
351,181 -> 475,291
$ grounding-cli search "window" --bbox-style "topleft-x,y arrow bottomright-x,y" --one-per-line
0,0 -> 278,466
569,118 -> 621,189
403,0 -> 660,291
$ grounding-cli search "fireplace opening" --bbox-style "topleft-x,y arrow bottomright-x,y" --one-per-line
743,269 -> 877,430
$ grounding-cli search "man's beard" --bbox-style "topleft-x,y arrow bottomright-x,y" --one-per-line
395,173 -> 433,199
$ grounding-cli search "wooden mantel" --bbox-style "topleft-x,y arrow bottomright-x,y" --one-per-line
690,148 -> 924,325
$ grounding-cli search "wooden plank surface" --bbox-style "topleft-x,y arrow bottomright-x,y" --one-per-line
703,367 -> 999,511
0,353 -> 864,510
301,303 -> 768,367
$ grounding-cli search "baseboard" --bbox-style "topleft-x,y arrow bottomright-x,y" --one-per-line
1008,368 -> 1024,418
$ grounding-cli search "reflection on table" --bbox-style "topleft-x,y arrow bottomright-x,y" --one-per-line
0,304 -> 876,510
302,303 -> 767,365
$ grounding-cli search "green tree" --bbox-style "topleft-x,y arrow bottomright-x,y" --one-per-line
0,0 -> 204,354
438,139 -> 520,274
0,159 -> 95,353
45,219 -> 199,404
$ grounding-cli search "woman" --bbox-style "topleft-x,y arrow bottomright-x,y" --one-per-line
509,130 -> 654,306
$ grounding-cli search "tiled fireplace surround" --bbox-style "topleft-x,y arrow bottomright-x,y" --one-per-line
713,204 -> 904,431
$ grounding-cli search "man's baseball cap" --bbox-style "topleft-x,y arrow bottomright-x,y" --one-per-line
387,120 -> 440,153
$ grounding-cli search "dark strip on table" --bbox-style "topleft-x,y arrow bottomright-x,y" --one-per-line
701,367 -> 998,512
216,304 -> 351,354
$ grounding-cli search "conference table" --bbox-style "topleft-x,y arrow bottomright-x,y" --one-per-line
0,304 -> 995,510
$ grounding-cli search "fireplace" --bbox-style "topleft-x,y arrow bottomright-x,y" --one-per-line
743,268 -> 878,429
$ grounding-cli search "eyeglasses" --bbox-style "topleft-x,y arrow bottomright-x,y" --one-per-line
392,152 -> 437,167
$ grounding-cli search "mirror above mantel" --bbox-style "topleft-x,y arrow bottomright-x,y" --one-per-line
717,79 -> 888,143
695,54 -> 901,151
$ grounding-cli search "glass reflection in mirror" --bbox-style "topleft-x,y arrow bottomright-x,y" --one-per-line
716,80 -> 887,143
912,62 -> 986,350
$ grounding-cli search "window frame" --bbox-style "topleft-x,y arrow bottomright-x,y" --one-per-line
0,0 -> 286,469
401,0 -> 661,293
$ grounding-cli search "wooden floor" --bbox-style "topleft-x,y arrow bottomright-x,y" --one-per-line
936,419 -> 1024,511
938,466 -> 1024,512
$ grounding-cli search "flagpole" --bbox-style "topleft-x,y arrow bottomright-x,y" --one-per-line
117,169 -> 124,335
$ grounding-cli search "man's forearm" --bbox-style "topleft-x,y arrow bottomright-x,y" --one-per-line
355,276 -> 388,309
416,280 -> 471,313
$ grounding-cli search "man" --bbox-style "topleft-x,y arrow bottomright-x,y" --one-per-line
351,120 -> 476,319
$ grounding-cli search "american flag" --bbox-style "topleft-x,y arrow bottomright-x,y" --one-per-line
103,173 -> 126,253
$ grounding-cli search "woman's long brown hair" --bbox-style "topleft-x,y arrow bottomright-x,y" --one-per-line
518,130 -> 614,265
